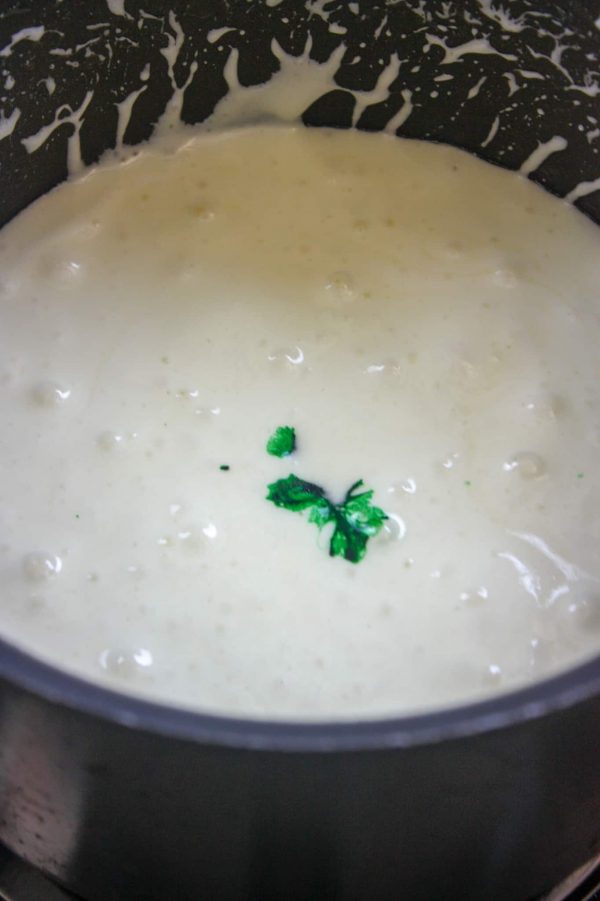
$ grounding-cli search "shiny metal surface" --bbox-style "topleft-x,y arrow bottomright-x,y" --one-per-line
544,853 -> 600,901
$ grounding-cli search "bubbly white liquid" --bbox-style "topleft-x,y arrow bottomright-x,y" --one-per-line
1,125 -> 599,719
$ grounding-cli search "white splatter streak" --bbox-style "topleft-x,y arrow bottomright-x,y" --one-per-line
516,69 -> 545,81
22,90 -> 94,175
530,39 -> 573,83
467,76 -> 486,99
481,115 -> 499,147
0,107 -> 20,141
503,72 -> 519,96
115,68 -> 149,149
0,26 -> 45,58
567,80 -> 600,98
209,37 -> 345,128
155,12 -> 198,135
384,89 -> 413,134
519,135 -> 568,177
374,15 -> 388,41
476,0 -> 524,33
426,34 -> 517,65
106,0 -> 128,16
223,47 -> 241,91
305,0 -> 331,24
566,177 -> 600,204
207,27 -> 236,45
351,54 -> 401,126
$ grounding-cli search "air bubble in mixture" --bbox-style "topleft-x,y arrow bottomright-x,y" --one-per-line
22,552 -> 62,582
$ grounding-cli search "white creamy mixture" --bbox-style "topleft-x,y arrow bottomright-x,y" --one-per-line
0,125 -> 599,718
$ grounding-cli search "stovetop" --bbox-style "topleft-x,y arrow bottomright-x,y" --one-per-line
0,843 -> 599,901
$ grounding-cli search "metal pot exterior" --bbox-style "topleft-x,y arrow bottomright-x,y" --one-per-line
0,657 -> 600,901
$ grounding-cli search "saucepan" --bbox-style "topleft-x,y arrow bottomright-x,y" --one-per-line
0,1 -> 599,899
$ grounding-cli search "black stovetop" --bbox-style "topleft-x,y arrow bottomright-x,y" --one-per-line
0,843 -> 599,901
